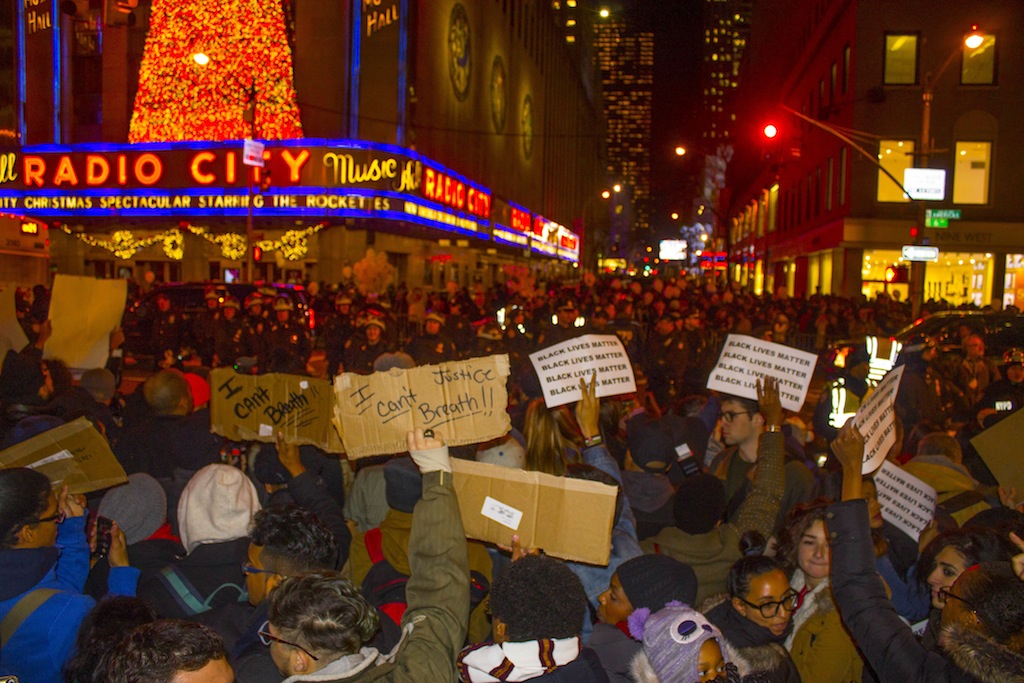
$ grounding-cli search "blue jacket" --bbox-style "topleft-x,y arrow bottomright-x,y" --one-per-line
0,515 -> 139,683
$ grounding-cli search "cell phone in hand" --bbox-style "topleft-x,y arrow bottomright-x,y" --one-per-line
93,516 -> 114,559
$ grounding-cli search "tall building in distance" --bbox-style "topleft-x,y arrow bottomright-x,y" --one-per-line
700,0 -> 753,142
595,11 -> 654,250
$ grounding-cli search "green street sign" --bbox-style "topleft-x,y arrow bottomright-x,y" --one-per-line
925,216 -> 949,228
925,209 -> 960,228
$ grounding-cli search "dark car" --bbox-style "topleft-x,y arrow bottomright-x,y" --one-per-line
830,311 -> 1024,382
123,282 -> 310,359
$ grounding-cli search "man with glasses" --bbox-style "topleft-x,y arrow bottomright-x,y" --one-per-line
712,393 -> 817,535
259,429 -> 468,682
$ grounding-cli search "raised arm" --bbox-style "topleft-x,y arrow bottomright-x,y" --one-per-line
733,377 -> 785,541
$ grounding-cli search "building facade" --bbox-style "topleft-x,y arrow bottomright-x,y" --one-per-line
725,0 -> 1024,306
1,0 -> 606,290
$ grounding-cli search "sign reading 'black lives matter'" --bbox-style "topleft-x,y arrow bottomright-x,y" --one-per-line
706,334 -> 817,412
529,334 -> 636,408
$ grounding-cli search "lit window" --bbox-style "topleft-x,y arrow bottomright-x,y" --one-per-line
953,141 -> 991,204
962,34 -> 996,84
566,35 -> 576,43
877,139 -> 914,202
884,33 -> 918,85
566,18 -> 576,27
566,0 -> 576,6
552,1 -> 560,8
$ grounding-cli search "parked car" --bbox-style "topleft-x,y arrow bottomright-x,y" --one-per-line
829,311 -> 1024,383
123,282 -> 310,359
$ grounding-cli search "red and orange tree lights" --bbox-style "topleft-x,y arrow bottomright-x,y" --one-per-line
128,0 -> 303,142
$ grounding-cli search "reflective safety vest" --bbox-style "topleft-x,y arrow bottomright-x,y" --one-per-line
828,376 -> 871,429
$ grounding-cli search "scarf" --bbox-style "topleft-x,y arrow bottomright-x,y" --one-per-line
457,637 -> 581,682
710,598 -> 791,649
785,570 -> 832,650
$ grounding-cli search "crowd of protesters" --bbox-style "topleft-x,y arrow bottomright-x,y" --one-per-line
1,271 -> 1024,683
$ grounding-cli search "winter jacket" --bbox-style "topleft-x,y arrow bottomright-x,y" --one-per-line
642,432 -> 785,604
114,410 -> 223,478
620,470 -> 675,540
282,469 -> 469,682
567,444 -> 642,642
136,536 -> 249,620
716,440 -> 817,535
785,570 -> 863,683
702,594 -> 802,683
901,456 -> 990,526
0,516 -> 139,683
589,622 -> 641,683
827,499 -> 1024,683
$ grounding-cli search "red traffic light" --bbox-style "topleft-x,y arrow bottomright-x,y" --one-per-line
763,124 -> 779,139
253,246 -> 263,262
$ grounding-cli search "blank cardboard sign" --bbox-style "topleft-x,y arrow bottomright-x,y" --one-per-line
971,408 -> 1024,493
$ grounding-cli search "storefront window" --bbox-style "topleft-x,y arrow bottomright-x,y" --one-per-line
862,249 -> 991,305
884,33 -> 918,85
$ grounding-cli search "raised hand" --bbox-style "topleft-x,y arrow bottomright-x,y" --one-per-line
756,375 -> 783,428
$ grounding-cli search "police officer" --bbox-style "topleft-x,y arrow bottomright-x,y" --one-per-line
608,300 -> 643,364
243,292 -> 266,339
321,293 -> 357,377
150,292 -> 184,369
259,297 -> 311,371
813,345 -> 871,443
212,296 -> 248,368
343,317 -> 392,375
191,289 -> 221,366
643,313 -> 687,407
975,347 -> 1024,428
405,311 -> 457,366
536,295 -> 585,348
502,305 -> 533,372
470,321 -> 506,359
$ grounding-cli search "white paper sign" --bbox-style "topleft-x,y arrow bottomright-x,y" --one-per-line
0,288 -> 29,353
705,334 -> 817,412
873,459 -> 937,540
854,365 -> 905,473
44,275 -> 127,370
481,496 -> 524,531
529,334 -> 635,408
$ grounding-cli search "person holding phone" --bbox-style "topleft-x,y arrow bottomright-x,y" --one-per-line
0,468 -> 138,683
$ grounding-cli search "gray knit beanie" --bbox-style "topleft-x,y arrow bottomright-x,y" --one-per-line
98,473 -> 167,545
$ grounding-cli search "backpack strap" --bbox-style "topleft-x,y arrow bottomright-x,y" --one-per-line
939,490 -> 987,515
155,566 -> 246,617
1,588 -> 59,648
364,527 -> 385,564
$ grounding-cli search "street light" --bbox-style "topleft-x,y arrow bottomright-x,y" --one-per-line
674,146 -> 686,156
599,7 -> 610,18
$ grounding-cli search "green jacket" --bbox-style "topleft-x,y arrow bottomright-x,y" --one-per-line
284,470 -> 470,683
641,432 -> 785,604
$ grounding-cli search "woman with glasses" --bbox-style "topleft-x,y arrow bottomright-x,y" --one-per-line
827,422 -> 1024,682
777,500 -> 865,683
0,467 -> 138,683
703,549 -> 802,683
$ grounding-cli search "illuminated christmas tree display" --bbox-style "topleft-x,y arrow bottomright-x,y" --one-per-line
128,0 -> 303,142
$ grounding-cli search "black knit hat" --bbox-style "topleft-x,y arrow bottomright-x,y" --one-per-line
673,473 -> 727,535
384,456 -> 422,513
616,554 -> 698,612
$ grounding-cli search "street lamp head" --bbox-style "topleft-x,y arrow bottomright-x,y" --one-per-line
613,183 -> 622,193
599,7 -> 610,18
674,146 -> 686,156
671,212 -> 679,220
192,52 -> 210,66
601,190 -> 611,199
965,26 -> 984,49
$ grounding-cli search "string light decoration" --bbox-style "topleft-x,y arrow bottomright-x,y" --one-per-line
162,228 -> 184,260
186,225 -> 247,260
255,224 -> 326,261
60,226 -> 168,260
128,0 -> 303,142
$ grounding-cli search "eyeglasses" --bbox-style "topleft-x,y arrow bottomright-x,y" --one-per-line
241,561 -> 279,577
719,410 -> 754,423
258,627 -> 320,661
35,510 -> 65,525
938,587 -> 977,613
740,590 -> 802,618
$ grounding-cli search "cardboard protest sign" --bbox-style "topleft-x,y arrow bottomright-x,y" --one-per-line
529,334 -> 636,408
971,407 -> 1024,494
873,459 -> 937,540
0,417 -> 127,494
853,365 -> 905,473
451,458 -> 618,565
334,355 -> 511,458
705,334 -> 817,411
44,275 -> 126,370
209,368 -> 344,453
0,288 -> 29,352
